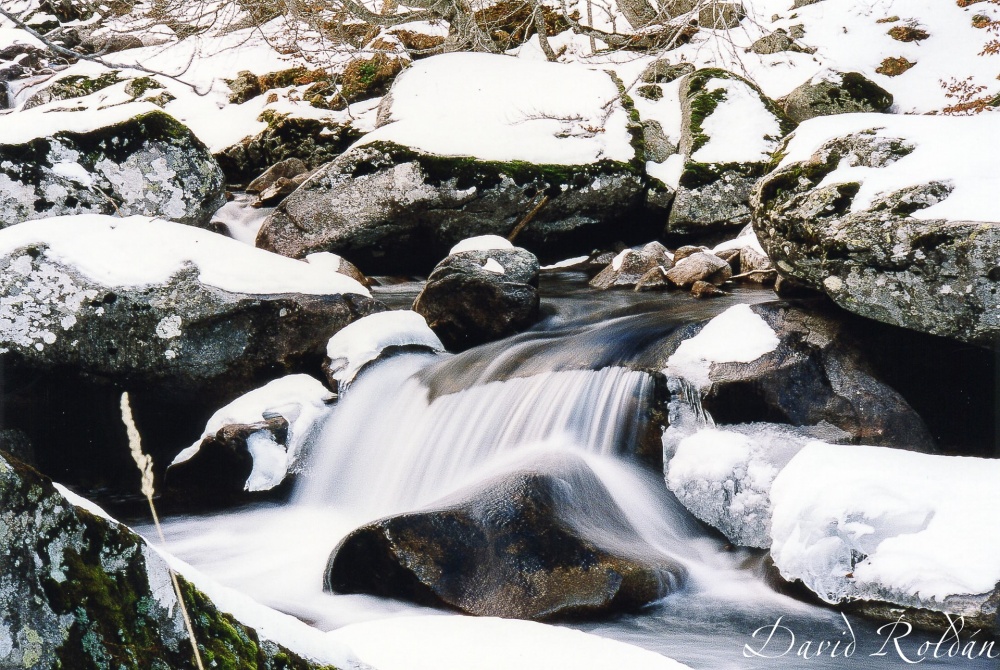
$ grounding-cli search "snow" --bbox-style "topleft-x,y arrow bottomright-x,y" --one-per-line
771,443 -> 1000,612
610,249 -> 630,271
665,422 -> 850,548
325,310 -> 444,387
171,374 -> 333,488
691,78 -> 783,165
540,255 -> 588,270
0,215 -> 370,297
449,235 -> 513,255
713,226 -> 767,256
663,304 -> 780,388
360,53 -> 635,165
482,258 -> 506,275
329,615 -> 692,670
776,113 -> 1000,223
0,101 -> 163,145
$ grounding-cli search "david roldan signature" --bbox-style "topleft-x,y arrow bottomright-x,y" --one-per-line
744,615 -> 999,663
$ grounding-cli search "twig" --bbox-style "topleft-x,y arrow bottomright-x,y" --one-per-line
121,393 -> 205,670
508,194 -> 549,242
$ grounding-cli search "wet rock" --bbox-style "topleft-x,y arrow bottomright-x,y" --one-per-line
667,69 -> 795,236
0,450 -> 341,668
634,265 -> 670,291
413,247 -> 540,351
0,107 -> 225,228
326,452 -> 686,620
589,242 -> 672,290
752,117 -> 1000,346
779,71 -> 893,123
664,251 -> 732,288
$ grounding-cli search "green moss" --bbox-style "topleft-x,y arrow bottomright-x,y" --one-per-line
47,72 -> 122,102
125,76 -> 164,98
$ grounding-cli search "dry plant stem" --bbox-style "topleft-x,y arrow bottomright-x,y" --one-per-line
508,194 -> 550,241
121,392 -> 205,670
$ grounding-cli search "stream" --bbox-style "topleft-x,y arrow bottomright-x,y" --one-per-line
139,274 -> 997,669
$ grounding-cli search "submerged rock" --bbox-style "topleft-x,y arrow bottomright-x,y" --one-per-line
413,246 -> 540,351
326,452 -> 685,620
0,105 -> 224,228
752,114 -> 1000,346
0,451 -> 347,668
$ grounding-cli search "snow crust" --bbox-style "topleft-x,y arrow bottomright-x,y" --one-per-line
540,255 -> 588,270
360,53 -> 635,165
329,615 -> 692,670
663,304 -> 780,388
712,225 -> 766,256
0,215 -> 369,297
325,310 -> 444,387
171,374 -> 333,489
691,78 -> 783,165
449,235 -> 513,255
777,113 -> 1000,223
771,443 -> 1000,610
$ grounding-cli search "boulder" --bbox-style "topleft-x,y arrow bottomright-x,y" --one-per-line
664,251 -> 731,288
589,241 -> 672,289
658,303 -> 936,548
215,110 -> 364,186
413,247 -> 540,351
165,375 -> 334,504
667,69 -> 795,236
689,279 -> 727,298
779,70 -> 893,123
325,452 -> 686,620
698,2 -> 744,29
0,215 -> 379,395
256,53 -> 665,274
0,451 -> 351,668
0,105 -> 225,228
245,157 -> 309,194
639,60 -> 695,84
752,114 -> 1000,346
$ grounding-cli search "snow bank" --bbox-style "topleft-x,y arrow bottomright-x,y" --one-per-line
771,443 -> 1000,612
171,374 -> 333,489
777,113 -> 1000,224
0,215 -> 369,297
449,235 -> 513,255
325,310 -> 444,387
329,615 -> 692,670
0,101 -> 163,145
663,304 -> 780,388
361,52 -> 634,165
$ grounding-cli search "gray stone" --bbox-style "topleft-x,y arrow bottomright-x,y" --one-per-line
246,157 -> 309,194
752,128 -> 1000,347
639,59 -> 695,84
737,245 -> 775,283
690,279 -> 728,297
258,141 -> 661,274
780,71 -> 893,123
590,241 -> 673,290
699,2 -> 745,29
0,110 -> 225,228
667,69 -> 795,236
664,251 -> 732,287
413,247 -> 540,351
641,119 -> 677,163
749,30 -> 795,54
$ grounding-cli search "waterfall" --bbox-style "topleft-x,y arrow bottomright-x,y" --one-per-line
295,353 -> 657,517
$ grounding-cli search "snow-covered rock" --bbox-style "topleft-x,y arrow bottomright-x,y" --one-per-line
770,443 -> 1000,629
666,69 -> 795,236
752,113 -> 1000,346
0,104 -> 224,227
0,215 -> 379,395
257,53 -> 667,273
166,375 -> 334,500
324,310 -> 444,389
660,303 -> 935,547
413,246 -> 540,351
0,450 -> 362,669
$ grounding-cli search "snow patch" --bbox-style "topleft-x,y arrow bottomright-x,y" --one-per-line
449,235 -> 513,255
692,78 -> 783,165
482,258 -> 505,274
325,311 -> 444,388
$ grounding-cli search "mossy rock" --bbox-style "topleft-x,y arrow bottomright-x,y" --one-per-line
0,451 -> 341,669
23,71 -> 122,110
331,54 -> 404,110
780,71 -> 893,123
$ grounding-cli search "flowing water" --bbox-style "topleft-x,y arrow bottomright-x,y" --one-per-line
146,275 -> 996,668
